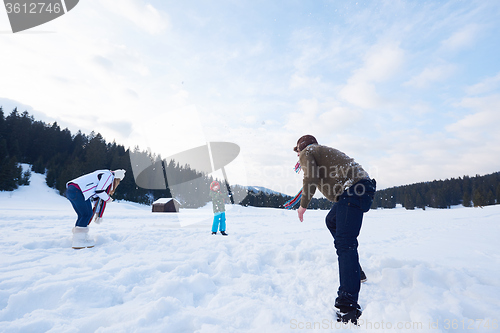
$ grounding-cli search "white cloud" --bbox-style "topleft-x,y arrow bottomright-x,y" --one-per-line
465,72 -> 500,95
339,42 -> 405,108
285,98 -> 320,133
338,81 -> 382,109
351,90 -> 500,188
367,129 -> 482,189
351,42 -> 405,83
99,0 -> 169,35
289,28 -> 326,74
289,73 -> 321,90
440,24 -> 481,52
319,105 -> 362,130
410,101 -> 433,116
448,94 -> 500,140
284,98 -> 363,139
404,63 -> 456,89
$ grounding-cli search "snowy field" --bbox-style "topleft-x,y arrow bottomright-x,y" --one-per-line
1,171 -> 499,333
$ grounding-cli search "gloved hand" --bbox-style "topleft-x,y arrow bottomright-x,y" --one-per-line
94,217 -> 104,224
106,197 -> 113,203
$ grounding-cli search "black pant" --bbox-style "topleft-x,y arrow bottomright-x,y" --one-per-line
325,179 -> 376,311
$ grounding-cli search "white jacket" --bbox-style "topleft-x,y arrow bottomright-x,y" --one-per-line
67,170 -> 114,201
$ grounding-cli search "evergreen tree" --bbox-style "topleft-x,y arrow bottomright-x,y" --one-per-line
19,169 -> 31,186
0,107 -> 4,140
0,138 -> 7,162
58,158 -> 84,192
32,156 -> 46,174
473,189 -> 485,207
462,191 -> 472,207
496,183 -> 500,205
0,139 -> 11,189
0,135 -> 23,191
46,167 -> 58,189
84,132 -> 108,172
0,156 -> 22,191
404,192 -> 415,210
371,193 -> 379,209
436,189 -> 448,208
486,190 -> 495,206
415,191 -> 425,209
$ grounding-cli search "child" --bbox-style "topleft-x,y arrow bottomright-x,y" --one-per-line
209,180 -> 228,236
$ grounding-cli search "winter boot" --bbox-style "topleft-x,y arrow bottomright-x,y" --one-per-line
212,232 -> 217,235
360,269 -> 367,283
336,308 -> 362,325
220,231 -> 228,236
72,227 -> 95,249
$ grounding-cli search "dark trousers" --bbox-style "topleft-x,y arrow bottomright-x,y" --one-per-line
325,178 -> 376,312
66,185 -> 93,227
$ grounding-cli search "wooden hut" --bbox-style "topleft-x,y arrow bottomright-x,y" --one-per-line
152,198 -> 180,213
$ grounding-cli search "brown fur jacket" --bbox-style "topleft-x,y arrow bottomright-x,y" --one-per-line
299,144 -> 369,208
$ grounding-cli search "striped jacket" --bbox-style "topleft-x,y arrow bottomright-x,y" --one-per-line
66,170 -> 114,201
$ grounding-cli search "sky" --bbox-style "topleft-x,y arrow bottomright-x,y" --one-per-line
1,0 -> 500,196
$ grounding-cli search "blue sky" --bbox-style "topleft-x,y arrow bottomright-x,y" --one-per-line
1,0 -> 500,195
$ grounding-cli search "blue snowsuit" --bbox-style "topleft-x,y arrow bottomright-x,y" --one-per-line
210,190 -> 226,233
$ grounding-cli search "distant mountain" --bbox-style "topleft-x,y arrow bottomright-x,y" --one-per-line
245,186 -> 285,196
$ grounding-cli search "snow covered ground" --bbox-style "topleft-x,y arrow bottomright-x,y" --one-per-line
1,170 -> 499,333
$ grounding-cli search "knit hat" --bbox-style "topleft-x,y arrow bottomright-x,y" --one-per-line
113,169 -> 126,180
293,135 -> 318,152
210,180 -> 220,191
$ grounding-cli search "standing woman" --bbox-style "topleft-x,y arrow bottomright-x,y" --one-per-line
66,169 -> 126,249
293,135 -> 376,325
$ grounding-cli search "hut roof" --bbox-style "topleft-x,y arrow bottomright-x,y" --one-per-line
153,198 -> 180,205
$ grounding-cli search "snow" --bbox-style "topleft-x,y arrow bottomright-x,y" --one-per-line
1,171 -> 500,332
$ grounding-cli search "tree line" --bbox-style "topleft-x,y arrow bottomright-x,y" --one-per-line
0,107 -> 224,207
0,107 -> 337,210
244,171 -> 500,210
240,189 -> 333,210
2,107 -> 499,210
372,173 -> 500,209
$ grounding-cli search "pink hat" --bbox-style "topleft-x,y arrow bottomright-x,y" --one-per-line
210,181 -> 220,191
